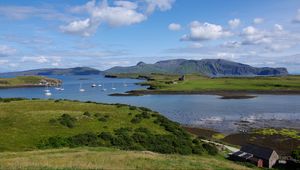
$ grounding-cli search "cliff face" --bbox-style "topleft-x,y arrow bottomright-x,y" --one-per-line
105,59 -> 288,76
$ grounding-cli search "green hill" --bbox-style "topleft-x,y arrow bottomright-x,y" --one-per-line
0,99 -> 255,169
0,67 -> 101,76
0,76 -> 61,88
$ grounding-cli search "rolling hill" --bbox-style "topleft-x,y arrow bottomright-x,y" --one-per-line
105,59 -> 288,76
0,67 -> 101,76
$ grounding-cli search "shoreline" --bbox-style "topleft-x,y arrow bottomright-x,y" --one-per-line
110,89 -> 300,98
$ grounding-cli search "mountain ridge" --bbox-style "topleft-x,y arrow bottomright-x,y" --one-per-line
105,59 -> 288,76
0,67 -> 102,76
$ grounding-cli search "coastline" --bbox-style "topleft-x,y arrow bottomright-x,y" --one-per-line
110,89 -> 300,98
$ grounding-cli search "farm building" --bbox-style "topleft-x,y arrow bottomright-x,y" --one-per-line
229,144 -> 279,168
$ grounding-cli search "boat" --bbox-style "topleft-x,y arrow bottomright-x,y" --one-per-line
101,84 -> 107,91
79,83 -> 85,92
45,91 -> 52,96
98,83 -> 102,87
111,83 -> 116,90
91,83 -> 97,87
123,82 -> 128,87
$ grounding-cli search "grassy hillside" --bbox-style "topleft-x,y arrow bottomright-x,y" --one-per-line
0,76 -> 60,88
0,147 -> 255,170
0,99 -> 256,169
114,74 -> 300,94
0,99 -> 166,151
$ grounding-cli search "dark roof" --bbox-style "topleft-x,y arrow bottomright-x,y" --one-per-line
240,144 -> 276,160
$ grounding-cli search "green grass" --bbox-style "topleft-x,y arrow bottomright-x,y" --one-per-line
117,74 -> 300,92
0,147 -> 256,170
0,99 -> 166,151
0,76 -> 59,87
254,128 -> 300,140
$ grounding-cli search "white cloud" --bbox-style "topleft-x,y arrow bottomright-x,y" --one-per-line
0,45 -> 16,57
168,23 -> 181,31
189,42 -> 203,48
0,59 -> 9,64
241,26 -> 271,45
0,6 -> 73,21
181,21 -> 231,41
145,0 -> 175,14
62,0 -> 175,37
228,18 -> 240,29
222,41 -> 241,48
292,9 -> 300,23
21,55 -> 62,64
114,1 -> 138,10
22,56 -> 48,63
253,18 -> 264,24
274,24 -> 283,32
60,18 -> 95,37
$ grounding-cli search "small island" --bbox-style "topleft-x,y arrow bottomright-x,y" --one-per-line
0,76 -> 61,88
108,74 -> 300,98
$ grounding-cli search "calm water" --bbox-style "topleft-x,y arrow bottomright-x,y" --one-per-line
0,75 -> 299,133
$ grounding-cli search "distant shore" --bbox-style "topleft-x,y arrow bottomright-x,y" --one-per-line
110,89 -> 300,98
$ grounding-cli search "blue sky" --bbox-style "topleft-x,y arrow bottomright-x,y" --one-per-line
0,0 -> 300,73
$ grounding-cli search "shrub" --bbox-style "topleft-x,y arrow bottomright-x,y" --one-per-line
139,107 -> 152,112
291,149 -> 300,160
131,117 -> 142,124
98,117 -> 107,122
68,132 -> 98,147
203,143 -> 218,155
129,106 -> 137,110
59,114 -> 76,128
83,111 -> 91,117
98,132 -> 113,141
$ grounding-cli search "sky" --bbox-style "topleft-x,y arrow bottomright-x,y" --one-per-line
0,0 -> 300,73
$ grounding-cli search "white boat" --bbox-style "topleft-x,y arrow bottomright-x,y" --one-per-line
45,92 -> 52,96
91,83 -> 97,87
123,82 -> 128,87
98,83 -> 102,87
79,83 -> 85,92
101,84 -> 107,91
111,83 -> 116,90
58,87 -> 64,91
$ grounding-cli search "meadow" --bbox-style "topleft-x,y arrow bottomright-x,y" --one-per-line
0,76 -> 60,88
113,74 -> 300,94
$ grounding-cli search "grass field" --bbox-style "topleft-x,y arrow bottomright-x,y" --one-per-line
0,147 -> 256,170
0,99 -> 257,169
0,99 -> 166,151
113,74 -> 300,94
0,76 -> 60,88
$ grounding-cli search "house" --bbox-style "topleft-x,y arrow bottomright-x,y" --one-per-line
229,144 -> 279,168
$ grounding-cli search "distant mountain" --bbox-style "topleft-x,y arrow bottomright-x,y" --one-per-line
105,59 -> 288,76
0,67 -> 102,76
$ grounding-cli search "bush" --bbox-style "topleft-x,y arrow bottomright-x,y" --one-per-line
59,114 -> 76,128
98,117 -> 107,122
83,111 -> 91,117
203,143 -> 218,155
68,132 -> 98,147
129,106 -> 137,110
131,116 -> 142,124
291,149 -> 300,160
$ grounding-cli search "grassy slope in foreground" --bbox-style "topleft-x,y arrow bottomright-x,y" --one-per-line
0,99 -> 255,170
0,147 -> 255,170
115,74 -> 300,95
0,76 -> 60,88
0,99 -> 165,151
